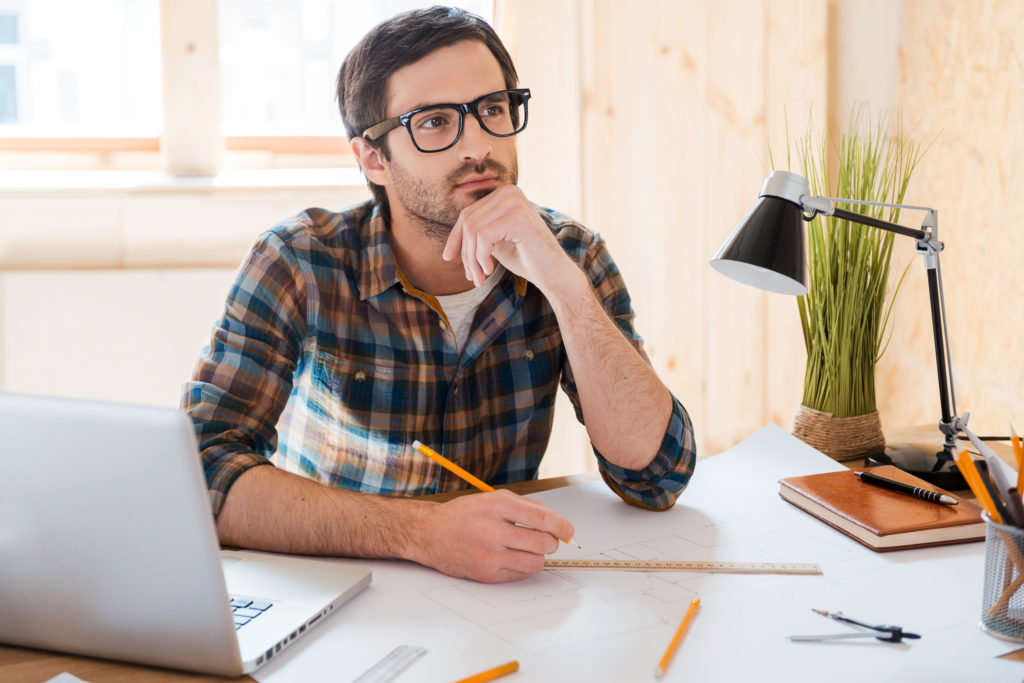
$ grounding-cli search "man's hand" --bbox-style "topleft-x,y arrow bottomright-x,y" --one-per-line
442,185 -> 574,294
410,489 -> 575,583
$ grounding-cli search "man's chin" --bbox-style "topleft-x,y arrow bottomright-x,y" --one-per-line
468,186 -> 496,202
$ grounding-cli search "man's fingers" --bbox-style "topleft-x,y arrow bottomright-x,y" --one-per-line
503,522 -> 560,555
494,490 -> 576,545
461,228 -> 485,284
443,234 -> 461,264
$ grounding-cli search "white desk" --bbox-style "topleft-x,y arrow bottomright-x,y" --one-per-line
253,425 -> 1024,682
4,426 -> 1023,682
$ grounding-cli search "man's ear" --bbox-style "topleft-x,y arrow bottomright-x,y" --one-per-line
351,137 -> 388,187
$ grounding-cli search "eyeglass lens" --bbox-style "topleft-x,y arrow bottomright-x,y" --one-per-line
408,91 -> 526,152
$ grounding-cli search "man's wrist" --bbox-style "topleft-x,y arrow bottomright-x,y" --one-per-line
536,259 -> 592,309
392,498 -> 438,565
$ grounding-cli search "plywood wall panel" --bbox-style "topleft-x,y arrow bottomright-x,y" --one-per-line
701,1 -> 771,454
881,0 -> 1024,439
578,0 -> 827,456
581,0 -> 714,454
763,0 -> 829,431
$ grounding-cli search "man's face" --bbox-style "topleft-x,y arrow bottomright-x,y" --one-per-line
378,40 -> 519,242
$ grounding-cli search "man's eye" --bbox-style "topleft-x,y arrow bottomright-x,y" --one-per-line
415,113 -> 452,131
481,104 -> 506,118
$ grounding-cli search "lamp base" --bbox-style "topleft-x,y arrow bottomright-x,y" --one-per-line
865,442 -> 967,491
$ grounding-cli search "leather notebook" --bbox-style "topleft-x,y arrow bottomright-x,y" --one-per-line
778,465 -> 984,551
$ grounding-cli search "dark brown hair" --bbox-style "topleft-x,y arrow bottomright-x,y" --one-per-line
336,6 -> 518,221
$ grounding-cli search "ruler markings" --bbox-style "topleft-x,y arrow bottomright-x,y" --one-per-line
544,559 -> 822,575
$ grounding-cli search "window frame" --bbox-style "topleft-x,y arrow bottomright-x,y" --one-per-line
0,0 -> 503,171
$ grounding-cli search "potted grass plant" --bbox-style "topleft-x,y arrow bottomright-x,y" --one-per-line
787,109 -> 923,461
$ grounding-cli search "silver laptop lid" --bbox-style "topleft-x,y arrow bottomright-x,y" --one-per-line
0,393 -> 243,675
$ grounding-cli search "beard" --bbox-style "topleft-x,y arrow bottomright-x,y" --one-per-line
388,155 -> 519,245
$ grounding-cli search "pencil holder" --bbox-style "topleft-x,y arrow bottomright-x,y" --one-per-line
981,514 -> 1024,642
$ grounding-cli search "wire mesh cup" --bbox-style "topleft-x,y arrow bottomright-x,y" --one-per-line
981,514 -> 1024,642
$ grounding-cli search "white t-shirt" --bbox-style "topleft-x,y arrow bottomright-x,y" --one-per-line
434,265 -> 506,354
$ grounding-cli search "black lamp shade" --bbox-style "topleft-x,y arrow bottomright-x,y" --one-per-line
710,196 -> 807,296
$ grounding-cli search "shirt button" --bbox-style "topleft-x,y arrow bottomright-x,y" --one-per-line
451,384 -> 459,396
354,370 -> 367,381
524,350 -> 535,361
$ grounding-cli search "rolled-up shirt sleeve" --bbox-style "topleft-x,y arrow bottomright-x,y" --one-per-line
593,396 -> 696,510
181,229 -> 308,516
556,224 -> 697,510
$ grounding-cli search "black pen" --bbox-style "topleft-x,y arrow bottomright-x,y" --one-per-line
853,471 -> 957,506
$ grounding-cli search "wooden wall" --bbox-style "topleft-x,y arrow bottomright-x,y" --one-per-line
514,0 -> 826,468
513,0 -> 1024,472
880,0 -> 1024,440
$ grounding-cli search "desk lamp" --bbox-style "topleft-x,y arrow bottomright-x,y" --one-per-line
711,169 -> 966,488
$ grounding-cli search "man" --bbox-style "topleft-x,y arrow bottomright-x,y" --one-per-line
182,6 -> 695,584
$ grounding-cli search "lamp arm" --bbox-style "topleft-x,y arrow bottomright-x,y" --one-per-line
829,207 -> 929,240
927,255 -> 959,460
822,196 -> 937,213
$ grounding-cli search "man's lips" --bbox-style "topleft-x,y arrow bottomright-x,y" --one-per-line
455,175 -> 499,190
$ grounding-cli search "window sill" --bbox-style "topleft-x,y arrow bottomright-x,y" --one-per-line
0,167 -> 367,196
0,168 -> 372,270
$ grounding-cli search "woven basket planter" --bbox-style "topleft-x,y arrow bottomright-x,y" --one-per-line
792,405 -> 886,462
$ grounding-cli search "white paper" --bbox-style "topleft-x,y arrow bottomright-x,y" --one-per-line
254,425 -> 1021,682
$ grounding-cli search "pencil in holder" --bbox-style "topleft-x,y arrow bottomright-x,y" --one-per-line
981,514 -> 1024,642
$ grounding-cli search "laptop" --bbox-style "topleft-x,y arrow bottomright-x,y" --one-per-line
0,392 -> 371,676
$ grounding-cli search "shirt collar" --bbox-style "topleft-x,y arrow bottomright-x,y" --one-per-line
358,203 -> 400,301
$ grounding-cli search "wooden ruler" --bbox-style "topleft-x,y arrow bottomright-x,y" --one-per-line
544,559 -> 822,575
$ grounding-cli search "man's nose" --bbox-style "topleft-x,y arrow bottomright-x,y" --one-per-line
454,112 -> 493,162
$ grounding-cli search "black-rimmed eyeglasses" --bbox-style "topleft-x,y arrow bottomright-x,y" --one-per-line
361,88 -> 531,153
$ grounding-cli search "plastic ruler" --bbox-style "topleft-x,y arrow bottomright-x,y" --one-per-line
544,559 -> 822,575
351,644 -> 427,683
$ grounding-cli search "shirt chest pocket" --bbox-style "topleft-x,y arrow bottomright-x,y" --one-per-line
311,352 -> 420,435
488,332 -> 562,395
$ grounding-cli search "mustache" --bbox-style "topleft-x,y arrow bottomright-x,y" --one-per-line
447,159 -> 509,186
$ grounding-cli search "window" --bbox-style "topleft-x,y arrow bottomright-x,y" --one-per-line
219,0 -> 494,137
0,11 -> 18,125
0,0 -> 497,168
0,0 -> 161,136
0,65 -> 13,124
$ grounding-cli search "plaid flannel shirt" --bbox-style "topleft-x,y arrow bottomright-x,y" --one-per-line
182,200 -> 696,515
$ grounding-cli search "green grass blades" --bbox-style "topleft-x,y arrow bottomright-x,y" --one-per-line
794,108 -> 921,418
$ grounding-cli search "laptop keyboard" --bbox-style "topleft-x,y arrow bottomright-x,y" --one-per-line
230,596 -> 273,630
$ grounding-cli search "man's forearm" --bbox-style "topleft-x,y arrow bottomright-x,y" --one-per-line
542,268 -> 673,471
213,463 -> 576,583
216,464 -> 430,559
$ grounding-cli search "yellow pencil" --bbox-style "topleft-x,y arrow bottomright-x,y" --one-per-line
655,597 -> 700,678
412,440 -> 495,492
411,440 -> 578,547
1012,424 -> 1023,493
453,659 -> 519,683
957,450 -> 1003,523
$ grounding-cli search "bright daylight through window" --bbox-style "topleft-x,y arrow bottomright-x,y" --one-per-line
218,0 -> 495,137
0,0 -> 161,136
